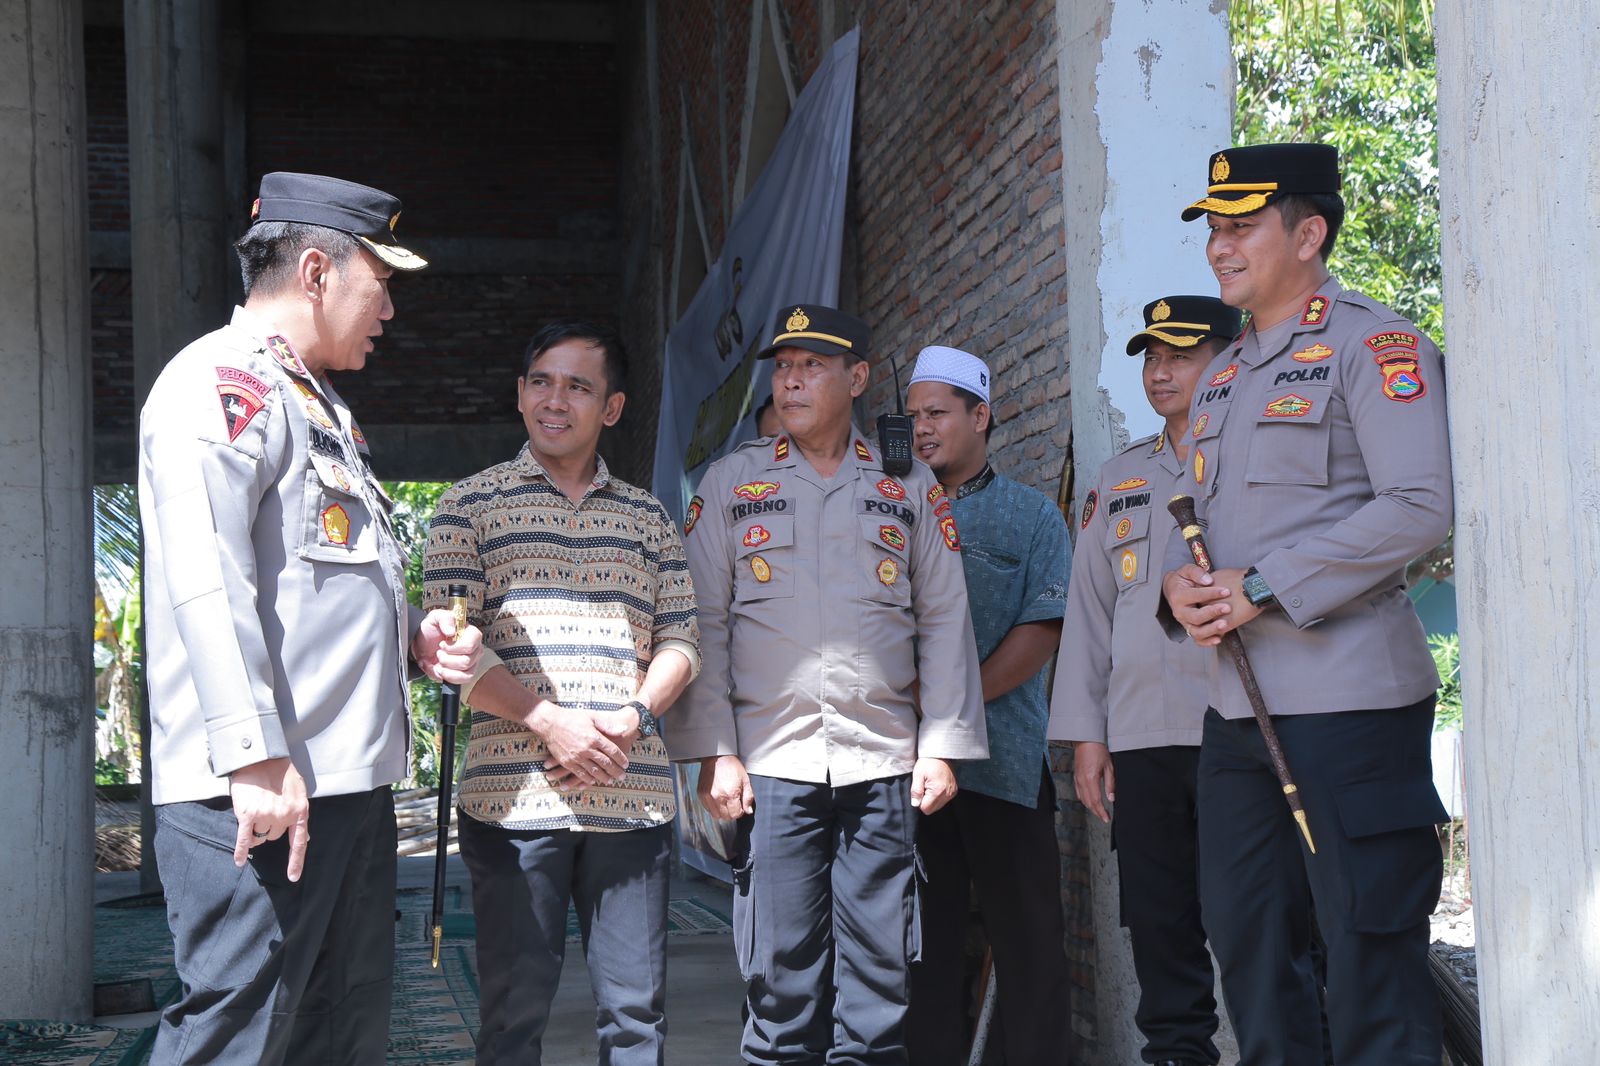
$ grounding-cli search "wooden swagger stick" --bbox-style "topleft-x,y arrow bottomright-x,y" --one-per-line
430,583 -> 471,967
1167,495 -> 1316,854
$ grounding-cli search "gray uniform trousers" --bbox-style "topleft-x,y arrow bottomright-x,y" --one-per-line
459,813 -> 673,1066
151,786 -> 398,1065
734,773 -> 919,1066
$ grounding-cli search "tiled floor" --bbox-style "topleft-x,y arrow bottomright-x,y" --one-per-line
85,854 -> 747,1065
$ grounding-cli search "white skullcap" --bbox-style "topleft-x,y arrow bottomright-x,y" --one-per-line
909,345 -> 991,404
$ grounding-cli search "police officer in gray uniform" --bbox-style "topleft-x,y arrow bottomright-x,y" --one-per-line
670,303 -> 988,1065
1161,144 -> 1451,1066
1051,296 -> 1240,1066
139,172 -> 482,1064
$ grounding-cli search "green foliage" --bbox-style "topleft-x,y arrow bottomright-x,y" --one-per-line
383,481 -> 453,787
95,754 -> 130,786
1233,0 -> 1444,344
1429,632 -> 1462,730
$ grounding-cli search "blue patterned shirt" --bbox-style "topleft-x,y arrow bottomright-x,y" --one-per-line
948,469 -> 1070,807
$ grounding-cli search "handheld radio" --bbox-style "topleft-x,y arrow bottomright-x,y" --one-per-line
877,356 -> 913,476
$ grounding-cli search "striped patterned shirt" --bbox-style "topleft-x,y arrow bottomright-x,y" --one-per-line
424,445 -> 699,832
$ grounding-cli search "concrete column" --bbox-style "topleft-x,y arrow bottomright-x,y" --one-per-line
124,0 -> 230,404
0,0 -> 96,1022
1053,2 -> 1237,1060
1436,4 -> 1600,1060
124,0 -> 231,890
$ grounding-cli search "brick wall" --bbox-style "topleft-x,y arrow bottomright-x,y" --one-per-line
85,26 -> 623,450
625,2 -> 1093,1055
245,35 -> 619,243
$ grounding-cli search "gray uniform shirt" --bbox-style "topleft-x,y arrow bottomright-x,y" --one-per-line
1050,432 -> 1210,750
668,430 -> 988,784
1165,279 -> 1451,718
139,307 -> 418,804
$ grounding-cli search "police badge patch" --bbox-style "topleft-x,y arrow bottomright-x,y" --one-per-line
215,366 -> 270,443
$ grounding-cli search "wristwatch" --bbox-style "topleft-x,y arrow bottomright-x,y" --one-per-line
622,698 -> 658,738
1241,567 -> 1276,608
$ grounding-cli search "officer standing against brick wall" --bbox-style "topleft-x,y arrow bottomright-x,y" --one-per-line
670,303 -> 989,1065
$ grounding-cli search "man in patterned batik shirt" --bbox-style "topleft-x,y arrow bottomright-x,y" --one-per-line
424,320 -> 699,1066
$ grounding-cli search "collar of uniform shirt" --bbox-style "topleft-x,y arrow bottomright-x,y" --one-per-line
954,463 -> 997,501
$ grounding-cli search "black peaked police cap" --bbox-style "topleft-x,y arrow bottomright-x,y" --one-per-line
1126,295 -> 1243,355
1180,143 -> 1341,222
249,172 -> 428,271
756,303 -> 872,361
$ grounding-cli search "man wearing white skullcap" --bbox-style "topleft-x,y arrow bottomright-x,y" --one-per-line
904,345 -> 1074,1065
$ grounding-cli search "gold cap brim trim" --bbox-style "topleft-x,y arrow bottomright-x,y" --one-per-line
1181,191 -> 1273,220
1127,327 -> 1207,353
768,330 -> 854,350
356,234 -> 429,271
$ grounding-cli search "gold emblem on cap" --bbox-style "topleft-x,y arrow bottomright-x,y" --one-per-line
1211,154 -> 1231,183
389,211 -> 401,233
786,307 -> 811,332
1152,300 -> 1172,322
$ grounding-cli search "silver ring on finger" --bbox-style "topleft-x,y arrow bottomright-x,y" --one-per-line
252,829 -> 269,839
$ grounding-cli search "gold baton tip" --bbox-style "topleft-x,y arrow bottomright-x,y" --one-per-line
1294,810 -> 1316,854
1170,493 -> 1188,502
431,925 -> 443,968
1183,524 -> 1204,539
1282,784 -> 1297,796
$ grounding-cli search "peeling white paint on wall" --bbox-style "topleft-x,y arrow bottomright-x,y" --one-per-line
1056,2 -> 1238,1060
1092,0 -> 1234,446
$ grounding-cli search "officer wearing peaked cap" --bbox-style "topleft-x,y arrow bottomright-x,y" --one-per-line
1160,144 -> 1452,1065
139,172 -> 480,1064
1051,296 -> 1239,1066
669,303 -> 988,1064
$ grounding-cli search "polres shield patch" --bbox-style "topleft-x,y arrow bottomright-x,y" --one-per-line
1374,353 -> 1426,402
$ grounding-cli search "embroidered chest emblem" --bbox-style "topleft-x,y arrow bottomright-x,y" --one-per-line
879,525 -> 906,552
321,504 -> 350,545
1115,517 -> 1132,540
1292,343 -> 1334,363
733,481 -> 780,501
743,524 -> 772,548
877,559 -> 900,586
1209,364 -> 1239,387
1191,414 -> 1209,438
877,478 -> 906,501
1264,394 -> 1314,418
1110,477 -> 1148,491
